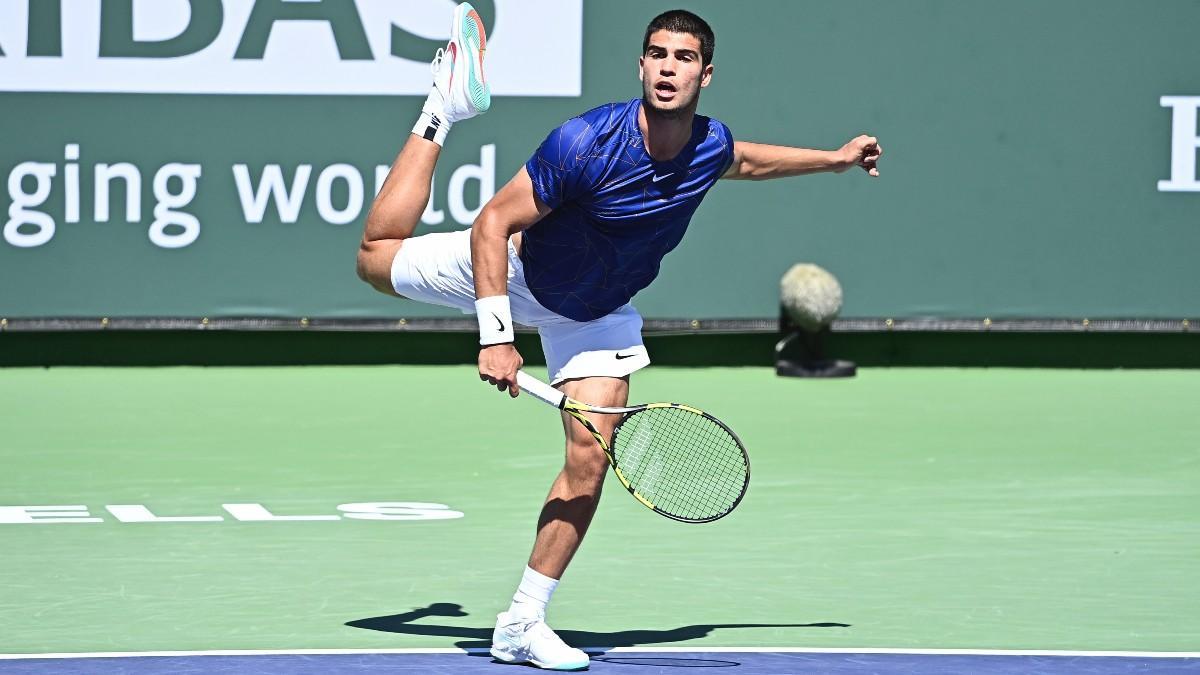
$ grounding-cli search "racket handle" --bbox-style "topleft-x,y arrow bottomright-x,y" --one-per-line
516,371 -> 565,409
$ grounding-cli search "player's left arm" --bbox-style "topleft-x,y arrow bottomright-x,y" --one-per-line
722,135 -> 883,180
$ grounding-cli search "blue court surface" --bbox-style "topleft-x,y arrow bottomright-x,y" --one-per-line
2,649 -> 1197,674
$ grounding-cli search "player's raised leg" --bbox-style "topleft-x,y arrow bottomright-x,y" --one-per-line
491,375 -> 629,671
356,2 -> 490,294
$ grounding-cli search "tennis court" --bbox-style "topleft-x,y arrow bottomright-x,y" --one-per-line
3,2 -> 1199,671
2,365 -> 1197,672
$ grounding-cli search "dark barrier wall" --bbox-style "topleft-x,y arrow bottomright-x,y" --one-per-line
1,1 -> 1197,320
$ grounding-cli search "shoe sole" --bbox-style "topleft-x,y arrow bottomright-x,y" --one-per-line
453,3 -> 490,113
490,646 -> 589,671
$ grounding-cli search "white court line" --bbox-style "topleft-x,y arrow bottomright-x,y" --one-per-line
0,647 -> 1198,660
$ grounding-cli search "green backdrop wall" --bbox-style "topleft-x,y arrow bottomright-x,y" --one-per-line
1,0 -> 1197,321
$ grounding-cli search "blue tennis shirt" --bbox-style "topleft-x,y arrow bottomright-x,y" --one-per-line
522,98 -> 734,322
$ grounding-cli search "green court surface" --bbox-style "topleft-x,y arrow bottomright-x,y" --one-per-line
1,366 -> 1197,655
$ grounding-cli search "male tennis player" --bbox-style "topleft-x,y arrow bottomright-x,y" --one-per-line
357,5 -> 881,670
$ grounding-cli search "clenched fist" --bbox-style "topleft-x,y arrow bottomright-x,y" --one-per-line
479,343 -> 523,397
836,135 -> 884,177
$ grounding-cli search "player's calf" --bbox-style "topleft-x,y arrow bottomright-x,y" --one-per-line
356,2 -> 492,290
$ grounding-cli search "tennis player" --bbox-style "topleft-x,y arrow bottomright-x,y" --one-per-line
357,5 -> 881,670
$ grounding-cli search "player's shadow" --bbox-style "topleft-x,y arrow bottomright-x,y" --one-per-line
346,602 -> 849,655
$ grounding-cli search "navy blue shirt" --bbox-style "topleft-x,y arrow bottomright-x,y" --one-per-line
523,98 -> 734,321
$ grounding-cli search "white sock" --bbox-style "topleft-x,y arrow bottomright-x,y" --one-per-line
412,89 -> 451,146
508,565 -> 559,619
412,110 -> 450,146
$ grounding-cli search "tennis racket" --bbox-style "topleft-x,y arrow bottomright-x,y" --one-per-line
515,371 -> 749,523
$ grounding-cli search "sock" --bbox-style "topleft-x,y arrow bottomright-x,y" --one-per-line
412,110 -> 450,146
412,88 -> 451,146
508,565 -> 559,619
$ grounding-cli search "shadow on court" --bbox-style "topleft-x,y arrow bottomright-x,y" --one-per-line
346,602 -> 850,654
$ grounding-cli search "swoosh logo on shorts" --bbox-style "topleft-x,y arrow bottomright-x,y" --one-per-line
615,352 -> 637,360
492,313 -> 506,332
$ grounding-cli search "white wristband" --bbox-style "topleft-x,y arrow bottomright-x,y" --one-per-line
476,295 -> 514,346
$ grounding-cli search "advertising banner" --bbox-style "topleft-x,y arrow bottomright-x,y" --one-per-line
1,1 -> 1196,320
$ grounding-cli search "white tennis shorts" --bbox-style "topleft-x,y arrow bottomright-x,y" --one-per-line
390,228 -> 650,384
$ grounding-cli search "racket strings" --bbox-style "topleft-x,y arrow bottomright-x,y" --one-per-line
612,406 -> 747,521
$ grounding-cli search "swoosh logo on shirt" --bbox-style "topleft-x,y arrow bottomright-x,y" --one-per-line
615,352 -> 637,360
492,313 -> 506,332
651,172 -> 673,183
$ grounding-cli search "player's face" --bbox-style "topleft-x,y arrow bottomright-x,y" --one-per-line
639,30 -> 713,116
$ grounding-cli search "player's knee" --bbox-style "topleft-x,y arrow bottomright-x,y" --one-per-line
566,461 -> 607,490
564,440 -> 608,486
355,243 -> 371,283
356,239 -> 398,294
354,241 -> 378,286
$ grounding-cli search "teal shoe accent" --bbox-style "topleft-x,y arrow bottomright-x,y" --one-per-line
460,10 -> 490,112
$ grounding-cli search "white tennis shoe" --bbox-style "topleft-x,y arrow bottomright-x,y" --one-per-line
424,2 -> 490,125
490,611 -> 590,671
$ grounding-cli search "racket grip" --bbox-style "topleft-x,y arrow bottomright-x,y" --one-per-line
516,371 -> 566,409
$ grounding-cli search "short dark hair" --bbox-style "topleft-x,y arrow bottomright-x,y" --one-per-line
642,10 -> 715,65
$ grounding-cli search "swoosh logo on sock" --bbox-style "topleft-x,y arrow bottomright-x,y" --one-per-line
615,352 -> 637,360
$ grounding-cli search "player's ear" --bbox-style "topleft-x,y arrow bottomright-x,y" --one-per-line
638,56 -> 646,83
700,63 -> 714,88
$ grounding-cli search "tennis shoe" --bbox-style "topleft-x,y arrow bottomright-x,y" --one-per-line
490,611 -> 589,671
424,2 -> 490,124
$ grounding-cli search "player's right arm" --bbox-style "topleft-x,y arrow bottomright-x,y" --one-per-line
476,115 -> 593,396
471,166 -> 551,397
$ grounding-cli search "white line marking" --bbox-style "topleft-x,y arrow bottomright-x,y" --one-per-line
0,647 -> 1197,661
609,647 -> 1200,658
